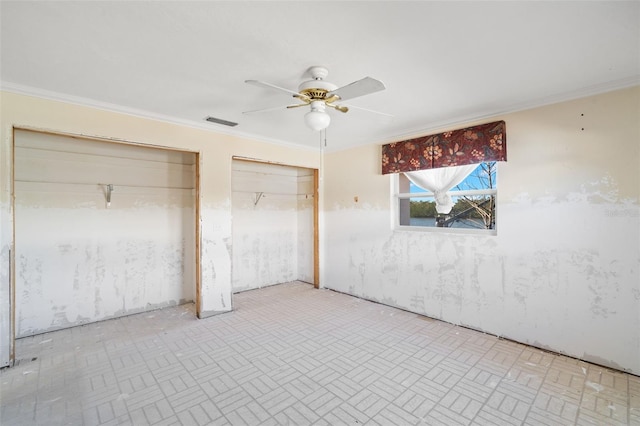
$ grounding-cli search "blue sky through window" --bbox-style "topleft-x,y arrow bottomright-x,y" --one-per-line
408,163 -> 493,193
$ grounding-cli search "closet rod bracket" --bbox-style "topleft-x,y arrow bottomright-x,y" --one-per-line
254,192 -> 264,206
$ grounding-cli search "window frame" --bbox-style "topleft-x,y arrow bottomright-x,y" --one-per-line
391,164 -> 499,235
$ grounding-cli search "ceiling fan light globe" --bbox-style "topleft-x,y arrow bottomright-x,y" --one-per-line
305,110 -> 331,131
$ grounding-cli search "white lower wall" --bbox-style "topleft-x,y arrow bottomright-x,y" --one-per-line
15,204 -> 195,336
231,193 -> 299,292
323,86 -> 640,374
297,196 -> 314,284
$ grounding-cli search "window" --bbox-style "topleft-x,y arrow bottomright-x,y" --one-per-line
396,162 -> 497,231
382,120 -> 505,233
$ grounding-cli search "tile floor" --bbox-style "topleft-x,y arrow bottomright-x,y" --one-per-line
1,281 -> 638,426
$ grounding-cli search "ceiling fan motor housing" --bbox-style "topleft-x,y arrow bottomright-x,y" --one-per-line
298,79 -> 338,100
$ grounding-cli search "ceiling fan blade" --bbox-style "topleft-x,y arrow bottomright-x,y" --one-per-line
243,102 -> 309,114
242,105 -> 289,114
245,79 -> 309,100
343,103 -> 393,117
328,76 -> 385,101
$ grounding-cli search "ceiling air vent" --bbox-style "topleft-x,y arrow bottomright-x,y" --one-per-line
205,116 -> 238,127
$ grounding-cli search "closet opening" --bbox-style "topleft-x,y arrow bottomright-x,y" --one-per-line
231,158 -> 318,293
11,128 -> 200,359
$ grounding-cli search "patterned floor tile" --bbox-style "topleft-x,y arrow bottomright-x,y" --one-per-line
1,281 -> 637,426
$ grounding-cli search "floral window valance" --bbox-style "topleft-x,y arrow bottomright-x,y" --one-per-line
381,120 -> 506,174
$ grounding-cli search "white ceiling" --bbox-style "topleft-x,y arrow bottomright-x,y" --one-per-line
1,1 -> 639,151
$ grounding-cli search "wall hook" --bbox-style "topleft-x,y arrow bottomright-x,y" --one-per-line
106,184 -> 114,207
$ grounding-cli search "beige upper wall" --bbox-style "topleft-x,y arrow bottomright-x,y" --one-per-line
501,87 -> 640,202
325,86 -> 640,209
0,91 -> 321,202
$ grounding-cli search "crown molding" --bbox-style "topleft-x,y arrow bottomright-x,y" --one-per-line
2,76 -> 637,154
0,81 -> 321,153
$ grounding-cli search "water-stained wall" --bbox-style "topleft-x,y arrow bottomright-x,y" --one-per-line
0,91 -> 321,366
231,160 -> 314,292
323,86 -> 640,374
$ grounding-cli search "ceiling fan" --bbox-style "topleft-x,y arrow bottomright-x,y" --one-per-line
244,66 -> 387,131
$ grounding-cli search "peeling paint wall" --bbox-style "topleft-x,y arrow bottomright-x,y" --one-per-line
0,91 -> 321,366
323,86 -> 640,374
14,130 -> 196,336
231,160 -> 314,292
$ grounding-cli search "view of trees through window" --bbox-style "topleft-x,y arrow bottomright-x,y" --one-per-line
399,162 -> 497,230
